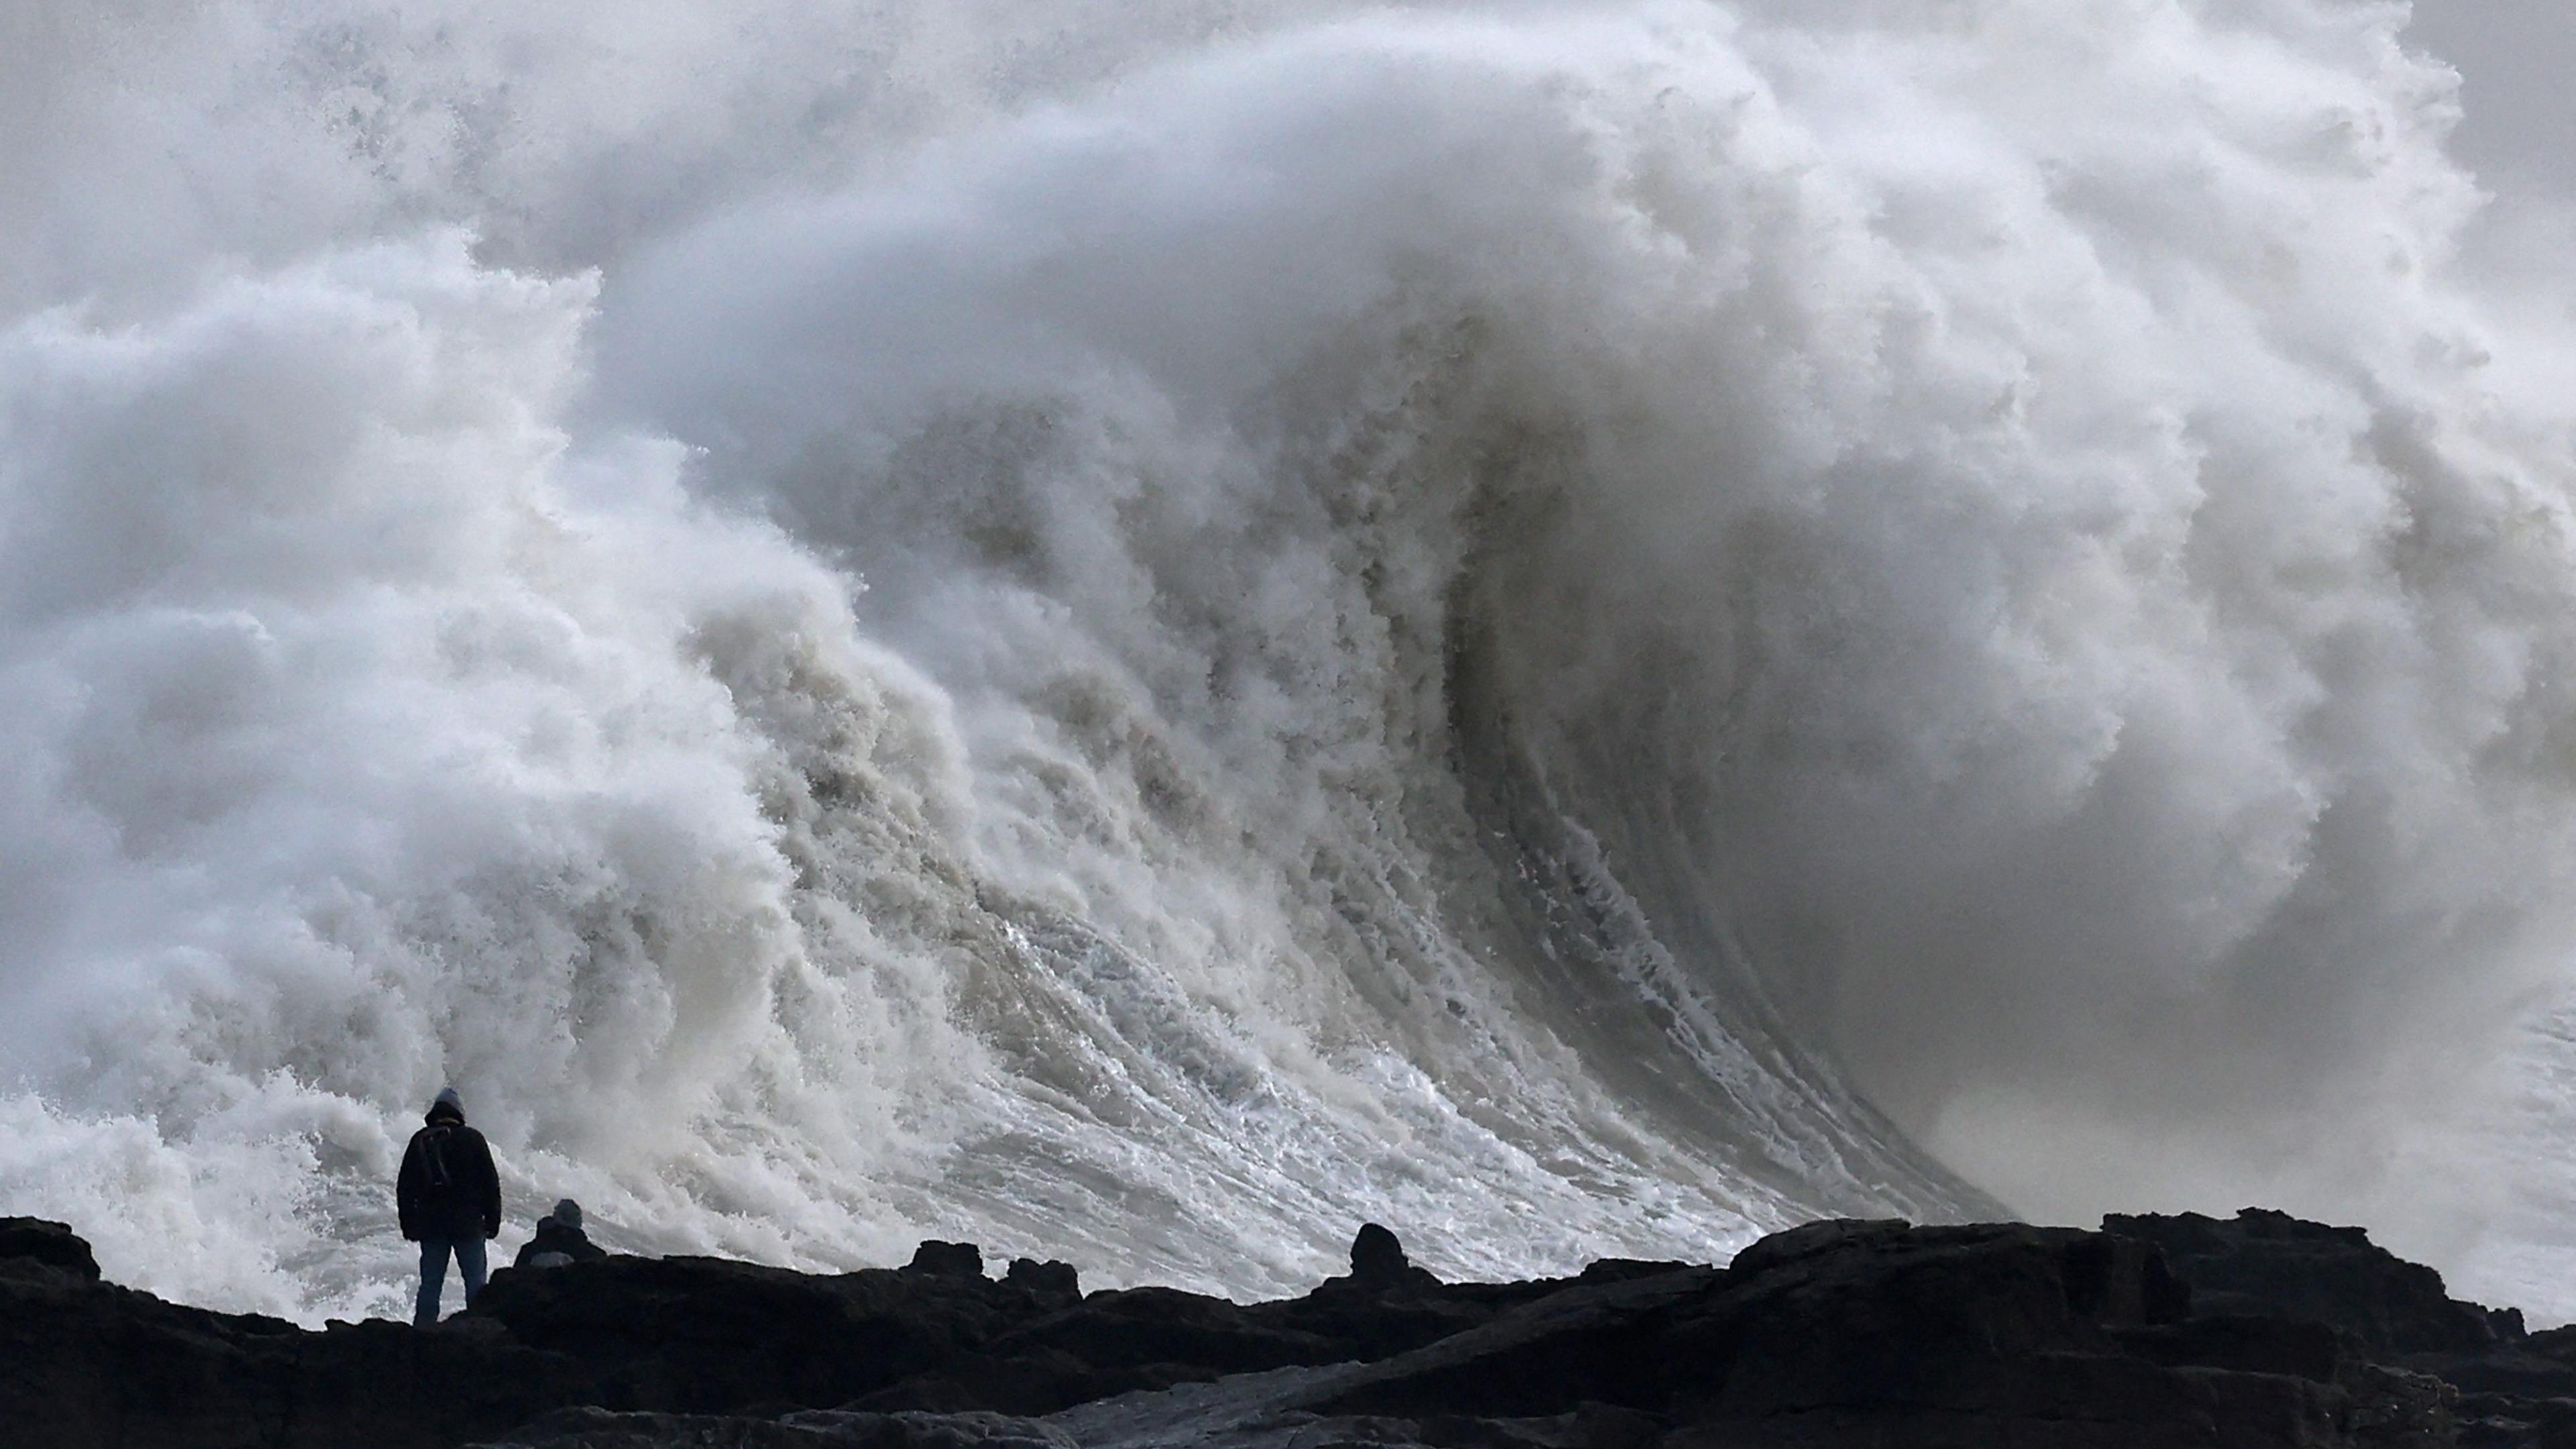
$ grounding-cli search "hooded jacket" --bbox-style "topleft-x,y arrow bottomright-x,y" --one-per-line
396,1099 -> 501,1242
513,1212 -> 607,1269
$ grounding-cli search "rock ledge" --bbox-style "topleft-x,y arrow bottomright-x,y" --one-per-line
3,1209 -> 2565,1448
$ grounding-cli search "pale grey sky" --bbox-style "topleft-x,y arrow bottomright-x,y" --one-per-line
2405,0 -> 2575,201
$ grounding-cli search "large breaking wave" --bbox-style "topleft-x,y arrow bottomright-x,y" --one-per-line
5,0 -> 2575,1324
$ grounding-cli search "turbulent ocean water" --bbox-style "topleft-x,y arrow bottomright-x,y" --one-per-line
5,0 -> 2576,1326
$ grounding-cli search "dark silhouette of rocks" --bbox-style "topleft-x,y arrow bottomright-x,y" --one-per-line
1002,1258 -> 1079,1305
1350,1222 -> 1418,1283
484,1407 -> 1075,1447
7,1210 -> 2576,1446
1328,1220 -> 1443,1297
904,1241 -> 985,1279
2106,1208 -> 2506,1356
0,1216 -> 100,1284
0,1216 -> 585,1449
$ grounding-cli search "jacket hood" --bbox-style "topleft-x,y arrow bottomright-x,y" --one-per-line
425,1086 -> 465,1125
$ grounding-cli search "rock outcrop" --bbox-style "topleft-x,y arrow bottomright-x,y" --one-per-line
0,1218 -> 586,1449
3,1210 -> 2569,1448
2105,1209 -> 2509,1356
0,1216 -> 101,1283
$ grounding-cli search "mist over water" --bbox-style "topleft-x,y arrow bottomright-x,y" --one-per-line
5,0 -> 2575,1325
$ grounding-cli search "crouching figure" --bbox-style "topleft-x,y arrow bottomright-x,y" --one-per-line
515,1198 -> 607,1270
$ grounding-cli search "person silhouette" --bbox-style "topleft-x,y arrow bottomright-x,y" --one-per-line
395,1087 -> 500,1327
514,1199 -> 606,1269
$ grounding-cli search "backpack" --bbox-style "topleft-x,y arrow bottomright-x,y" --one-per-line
415,1124 -> 462,1203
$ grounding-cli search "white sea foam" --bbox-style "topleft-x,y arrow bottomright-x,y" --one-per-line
3,0 -> 2573,1324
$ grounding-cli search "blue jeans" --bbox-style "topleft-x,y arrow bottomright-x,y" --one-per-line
415,1233 -> 488,1327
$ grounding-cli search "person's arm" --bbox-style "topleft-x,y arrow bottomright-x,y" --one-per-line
395,1136 -> 421,1242
474,1132 -> 502,1239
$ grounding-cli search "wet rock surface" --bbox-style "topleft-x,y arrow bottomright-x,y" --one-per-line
2105,1209 -> 2509,1357
3,1209 -> 2570,1446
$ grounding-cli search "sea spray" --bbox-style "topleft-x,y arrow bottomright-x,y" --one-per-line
3,0 -> 2572,1324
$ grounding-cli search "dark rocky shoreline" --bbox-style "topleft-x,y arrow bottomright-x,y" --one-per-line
8,1209 -> 2576,1448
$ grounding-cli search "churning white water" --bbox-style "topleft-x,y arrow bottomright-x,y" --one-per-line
5,0 -> 2575,1325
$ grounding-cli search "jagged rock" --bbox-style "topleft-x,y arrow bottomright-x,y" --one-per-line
1002,1258 -> 1079,1304
2343,1364 -> 2459,1449
1321,1220 -> 2358,1448
905,1242 -> 986,1279
1572,1258 -> 1700,1285
852,1251 -> 1572,1419
849,1283 -> 1358,1416
2106,1208 -> 2505,1356
0,1216 -> 102,1285
0,1243 -> 587,1448
1313,1263 -> 1726,1420
470,1254 -> 1040,1413
2112,1313 -> 2349,1382
1415,1403 -> 1668,1448
1298,1222 -> 1445,1307
2454,1391 -> 2576,1449
9,1208 -> 2575,1447
1344,1222 -> 1445,1292
1352,1223 -> 1414,1282
474,1406 -> 1076,1448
